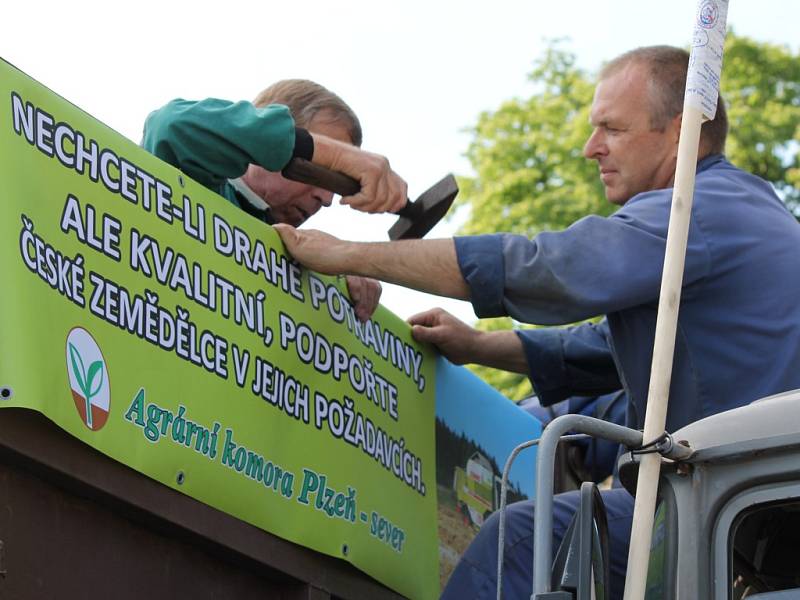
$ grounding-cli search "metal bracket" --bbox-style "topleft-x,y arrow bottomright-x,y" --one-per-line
532,415 -> 643,597
630,431 -> 693,461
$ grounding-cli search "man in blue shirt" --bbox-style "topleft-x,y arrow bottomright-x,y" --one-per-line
275,46 -> 800,599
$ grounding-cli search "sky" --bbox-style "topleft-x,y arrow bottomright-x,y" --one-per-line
3,0 -> 798,324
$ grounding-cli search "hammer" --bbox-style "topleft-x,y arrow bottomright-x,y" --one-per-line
282,157 -> 458,240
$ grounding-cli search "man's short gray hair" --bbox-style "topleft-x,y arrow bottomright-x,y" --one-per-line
600,45 -> 728,154
253,79 -> 362,147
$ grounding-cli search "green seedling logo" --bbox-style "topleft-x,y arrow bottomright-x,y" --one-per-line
66,327 -> 110,431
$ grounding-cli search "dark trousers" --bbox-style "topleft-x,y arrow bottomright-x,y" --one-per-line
441,488 -> 634,600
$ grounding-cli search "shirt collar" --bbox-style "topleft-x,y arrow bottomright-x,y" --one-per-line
697,153 -> 726,174
228,177 -> 272,211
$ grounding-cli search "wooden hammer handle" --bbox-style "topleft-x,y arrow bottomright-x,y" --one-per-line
282,157 -> 414,217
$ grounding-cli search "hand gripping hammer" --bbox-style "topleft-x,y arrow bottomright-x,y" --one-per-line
282,157 -> 458,240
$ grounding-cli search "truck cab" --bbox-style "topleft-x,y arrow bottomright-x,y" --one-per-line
534,389 -> 800,599
632,388 -> 800,599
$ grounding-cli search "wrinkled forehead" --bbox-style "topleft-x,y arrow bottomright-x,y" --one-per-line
305,109 -> 355,145
590,63 -> 654,125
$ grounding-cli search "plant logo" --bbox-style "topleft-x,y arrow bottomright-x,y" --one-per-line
66,327 -> 110,431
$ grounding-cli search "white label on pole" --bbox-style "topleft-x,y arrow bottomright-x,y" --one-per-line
685,0 -> 729,120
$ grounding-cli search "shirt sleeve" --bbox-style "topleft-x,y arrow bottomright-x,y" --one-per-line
141,98 -> 296,189
455,188 -> 712,325
515,320 -> 622,406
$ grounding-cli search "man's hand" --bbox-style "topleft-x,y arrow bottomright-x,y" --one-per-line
274,225 -> 379,319
275,224 -> 470,301
273,225 -> 353,275
409,308 -> 529,373
345,276 -> 382,322
312,134 -> 407,214
408,308 -> 484,365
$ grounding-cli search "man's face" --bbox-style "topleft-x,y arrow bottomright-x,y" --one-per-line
242,110 -> 353,226
583,63 -> 681,205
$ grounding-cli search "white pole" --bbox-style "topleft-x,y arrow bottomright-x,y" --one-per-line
622,1 -> 729,599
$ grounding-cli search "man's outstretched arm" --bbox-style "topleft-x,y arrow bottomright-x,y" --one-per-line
273,226 -> 471,300
408,308 -> 527,372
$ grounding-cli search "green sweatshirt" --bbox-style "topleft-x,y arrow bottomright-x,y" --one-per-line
141,98 -> 296,212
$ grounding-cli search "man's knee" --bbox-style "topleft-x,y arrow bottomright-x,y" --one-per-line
488,499 -> 536,548
446,495 -> 579,598
456,499 -> 535,570
464,492 -> 582,561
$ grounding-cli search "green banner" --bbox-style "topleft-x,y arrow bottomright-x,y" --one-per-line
0,59 -> 438,599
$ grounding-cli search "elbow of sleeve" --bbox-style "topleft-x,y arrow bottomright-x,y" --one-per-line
455,235 -> 508,318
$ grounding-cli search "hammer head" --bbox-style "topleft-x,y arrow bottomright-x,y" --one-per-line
388,174 -> 459,240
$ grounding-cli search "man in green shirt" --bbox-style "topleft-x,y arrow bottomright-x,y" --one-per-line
142,79 -> 401,320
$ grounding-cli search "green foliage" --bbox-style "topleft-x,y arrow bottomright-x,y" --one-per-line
721,34 -> 800,214
458,42 -> 612,239
457,34 -> 800,400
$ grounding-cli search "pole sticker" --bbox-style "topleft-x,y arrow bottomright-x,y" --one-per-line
686,0 -> 729,120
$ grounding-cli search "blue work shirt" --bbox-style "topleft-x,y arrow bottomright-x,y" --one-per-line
456,155 -> 800,432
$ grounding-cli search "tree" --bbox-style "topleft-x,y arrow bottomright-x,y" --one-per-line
722,34 -> 800,215
457,34 -> 800,401
458,42 -> 610,240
